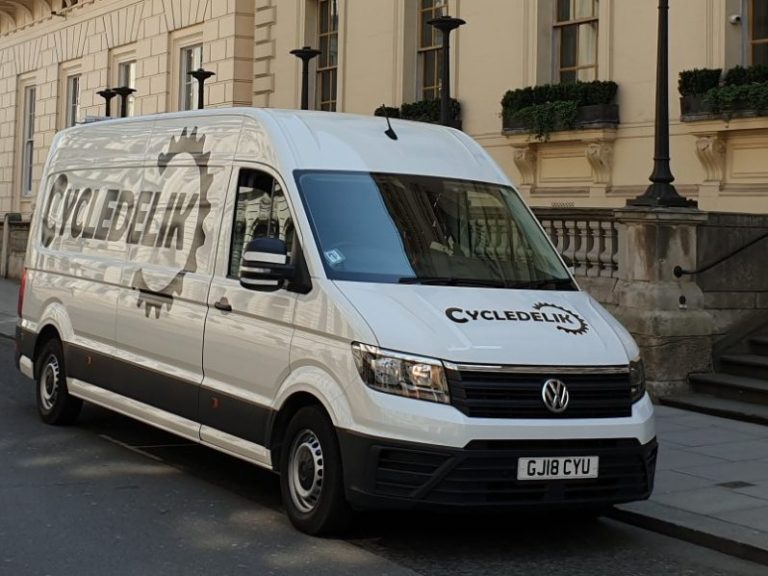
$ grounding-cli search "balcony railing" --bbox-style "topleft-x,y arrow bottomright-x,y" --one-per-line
533,208 -> 619,278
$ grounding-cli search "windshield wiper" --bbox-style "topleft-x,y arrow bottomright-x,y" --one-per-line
506,278 -> 576,290
398,276 -> 508,288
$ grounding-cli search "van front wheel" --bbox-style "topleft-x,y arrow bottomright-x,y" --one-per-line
36,339 -> 82,425
279,406 -> 351,535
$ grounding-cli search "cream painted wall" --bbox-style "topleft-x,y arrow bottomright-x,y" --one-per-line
0,0 -> 767,217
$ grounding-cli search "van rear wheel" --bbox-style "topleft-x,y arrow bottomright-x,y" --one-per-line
279,406 -> 351,535
36,339 -> 82,425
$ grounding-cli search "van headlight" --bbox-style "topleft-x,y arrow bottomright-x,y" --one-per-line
351,343 -> 450,404
629,359 -> 646,403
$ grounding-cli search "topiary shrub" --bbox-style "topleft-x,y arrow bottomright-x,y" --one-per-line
678,68 -> 722,97
501,80 -> 618,140
374,98 -> 461,127
724,64 -> 768,86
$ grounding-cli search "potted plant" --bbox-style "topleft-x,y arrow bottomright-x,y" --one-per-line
679,64 -> 768,121
678,68 -> 721,118
501,80 -> 619,140
374,98 -> 462,129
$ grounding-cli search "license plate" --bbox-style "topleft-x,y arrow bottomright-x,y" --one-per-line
517,456 -> 599,480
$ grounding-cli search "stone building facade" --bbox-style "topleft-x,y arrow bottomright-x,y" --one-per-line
0,0 -> 766,219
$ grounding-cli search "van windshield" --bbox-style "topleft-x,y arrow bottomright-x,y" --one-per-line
295,171 -> 574,289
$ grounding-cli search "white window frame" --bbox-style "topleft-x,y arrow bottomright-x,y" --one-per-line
66,74 -> 81,127
553,0 -> 600,83
111,45 -> 137,117
169,27 -> 204,112
180,44 -> 203,111
21,85 -> 36,198
316,0 -> 339,111
417,0 -> 446,101
58,61 -> 82,130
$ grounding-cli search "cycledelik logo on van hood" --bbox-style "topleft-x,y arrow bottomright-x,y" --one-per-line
40,127 -> 212,318
445,302 -> 590,336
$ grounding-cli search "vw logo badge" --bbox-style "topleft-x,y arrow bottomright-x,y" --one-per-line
542,379 -> 569,413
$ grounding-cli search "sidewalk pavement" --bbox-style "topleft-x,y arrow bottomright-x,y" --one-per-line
0,277 -> 17,339
0,276 -> 766,564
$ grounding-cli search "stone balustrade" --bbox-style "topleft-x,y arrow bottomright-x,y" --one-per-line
533,208 -> 618,278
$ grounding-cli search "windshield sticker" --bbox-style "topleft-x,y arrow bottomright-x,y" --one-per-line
445,302 -> 589,336
325,249 -> 345,265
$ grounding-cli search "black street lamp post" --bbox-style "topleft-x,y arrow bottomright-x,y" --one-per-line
290,46 -> 322,110
97,88 -> 117,117
111,86 -> 136,118
427,15 -> 466,127
628,0 -> 696,208
188,68 -> 216,110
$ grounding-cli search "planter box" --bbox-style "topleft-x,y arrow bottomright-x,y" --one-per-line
680,94 -> 713,121
680,94 -> 768,122
503,103 -> 619,135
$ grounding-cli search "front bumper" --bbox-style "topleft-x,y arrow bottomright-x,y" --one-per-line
338,431 -> 657,511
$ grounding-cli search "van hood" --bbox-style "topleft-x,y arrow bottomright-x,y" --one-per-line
334,282 -> 631,366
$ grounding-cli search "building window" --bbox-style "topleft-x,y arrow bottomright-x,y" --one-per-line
317,0 -> 339,111
21,86 -> 35,197
418,0 -> 445,101
66,75 -> 80,127
180,44 -> 202,111
554,0 -> 599,83
118,61 -> 136,116
751,0 -> 768,65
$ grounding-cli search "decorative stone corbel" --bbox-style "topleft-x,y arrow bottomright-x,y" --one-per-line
695,135 -> 726,183
585,142 -> 613,185
512,144 -> 537,186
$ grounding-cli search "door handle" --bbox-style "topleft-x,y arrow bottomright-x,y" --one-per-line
214,297 -> 232,312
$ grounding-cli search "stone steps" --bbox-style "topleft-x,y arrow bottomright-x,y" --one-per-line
658,394 -> 768,426
660,335 -> 768,424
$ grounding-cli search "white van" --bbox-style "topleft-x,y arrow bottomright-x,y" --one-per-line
17,108 -> 655,534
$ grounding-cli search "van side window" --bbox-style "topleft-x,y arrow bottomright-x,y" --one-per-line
228,169 -> 294,277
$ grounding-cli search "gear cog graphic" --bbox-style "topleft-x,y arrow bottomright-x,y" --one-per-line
133,127 -> 213,319
533,302 -> 590,336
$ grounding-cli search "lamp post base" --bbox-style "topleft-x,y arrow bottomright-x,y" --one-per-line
627,183 -> 698,208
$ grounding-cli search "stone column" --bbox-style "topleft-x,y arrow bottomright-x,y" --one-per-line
612,208 -> 712,397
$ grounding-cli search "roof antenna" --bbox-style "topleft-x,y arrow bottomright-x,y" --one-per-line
381,104 -> 398,141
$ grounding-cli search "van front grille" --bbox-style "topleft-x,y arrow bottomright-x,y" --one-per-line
447,368 -> 632,419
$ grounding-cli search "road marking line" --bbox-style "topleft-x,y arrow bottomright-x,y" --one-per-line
99,434 -> 164,461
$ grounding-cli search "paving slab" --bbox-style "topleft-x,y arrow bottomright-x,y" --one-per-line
691,440 -> 768,462
716,506 -> 768,532
0,278 -> 18,339
679,460 -> 768,483
611,501 -> 768,566
653,470 -> 717,495
655,445 -> 729,471
661,427 -> 759,447
733,479 -> 768,500
652,486 -> 767,515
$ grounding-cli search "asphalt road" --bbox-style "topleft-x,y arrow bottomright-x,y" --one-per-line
0,337 -> 765,576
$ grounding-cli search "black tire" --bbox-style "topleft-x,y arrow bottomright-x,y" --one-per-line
35,338 -> 82,425
279,406 -> 352,535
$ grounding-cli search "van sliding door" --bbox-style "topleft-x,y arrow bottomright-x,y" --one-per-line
112,128 -> 232,439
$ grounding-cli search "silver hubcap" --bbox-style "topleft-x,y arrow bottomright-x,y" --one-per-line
287,429 -> 324,514
40,354 -> 61,412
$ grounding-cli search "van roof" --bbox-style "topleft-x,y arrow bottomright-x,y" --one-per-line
49,108 -> 509,185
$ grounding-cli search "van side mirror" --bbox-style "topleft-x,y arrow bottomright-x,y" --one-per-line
239,237 -> 295,291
